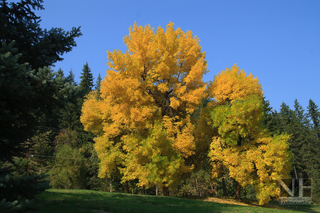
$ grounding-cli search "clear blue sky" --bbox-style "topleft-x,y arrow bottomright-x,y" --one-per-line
32,0 -> 319,112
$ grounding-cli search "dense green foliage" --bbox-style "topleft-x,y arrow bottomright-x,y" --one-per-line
0,0 -> 82,210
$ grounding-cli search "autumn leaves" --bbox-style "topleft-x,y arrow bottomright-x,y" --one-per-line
208,65 -> 292,204
80,22 -> 292,204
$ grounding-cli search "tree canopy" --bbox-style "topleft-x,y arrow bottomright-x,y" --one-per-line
81,22 -> 208,195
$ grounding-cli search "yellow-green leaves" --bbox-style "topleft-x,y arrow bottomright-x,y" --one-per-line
210,96 -> 264,146
121,121 -> 190,188
208,64 -> 292,205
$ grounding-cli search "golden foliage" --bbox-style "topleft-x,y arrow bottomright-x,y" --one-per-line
208,64 -> 263,104
81,22 -> 208,189
208,65 -> 292,205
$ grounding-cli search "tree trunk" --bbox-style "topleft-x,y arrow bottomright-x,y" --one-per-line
156,185 -> 158,196
162,186 -> 169,196
125,181 -> 129,193
109,178 -> 113,192
235,181 -> 241,200
222,174 -> 227,196
194,179 -> 198,196
210,182 -> 216,196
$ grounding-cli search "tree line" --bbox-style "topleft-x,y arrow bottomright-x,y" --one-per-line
1,0 -> 320,210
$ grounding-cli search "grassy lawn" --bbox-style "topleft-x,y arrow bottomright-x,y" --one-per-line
25,189 -> 320,213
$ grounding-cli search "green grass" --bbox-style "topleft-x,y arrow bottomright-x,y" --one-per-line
25,189 -> 320,213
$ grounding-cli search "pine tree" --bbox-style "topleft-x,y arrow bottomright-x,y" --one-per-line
79,62 -> 94,93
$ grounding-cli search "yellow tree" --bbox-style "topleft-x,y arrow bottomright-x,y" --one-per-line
207,64 -> 292,205
81,22 -> 208,195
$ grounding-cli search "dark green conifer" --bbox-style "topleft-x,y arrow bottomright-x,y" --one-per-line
308,99 -> 320,139
79,62 -> 94,93
0,0 -> 82,70
261,97 -> 278,135
0,0 -> 82,204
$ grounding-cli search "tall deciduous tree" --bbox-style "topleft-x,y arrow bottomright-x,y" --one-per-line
81,22 -> 208,195
207,64 -> 292,205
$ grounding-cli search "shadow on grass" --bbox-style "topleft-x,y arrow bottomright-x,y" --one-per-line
27,189 -> 320,213
189,195 -> 320,213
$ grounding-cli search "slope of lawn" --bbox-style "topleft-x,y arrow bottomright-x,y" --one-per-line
26,189 -> 320,213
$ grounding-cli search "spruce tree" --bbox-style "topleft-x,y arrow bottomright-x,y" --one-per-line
57,68 -> 64,78
0,41 -> 34,162
66,69 -> 77,86
95,73 -> 102,91
276,100 -> 315,179
94,73 -> 102,99
292,99 -> 313,177
0,0 -> 82,70
307,99 -> 320,202
308,99 -> 320,139
0,0 -> 82,162
261,97 -> 278,135
0,0 -> 82,204
79,62 -> 94,93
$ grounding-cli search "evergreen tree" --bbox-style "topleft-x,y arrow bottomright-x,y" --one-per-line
261,97 -> 278,135
79,62 -> 94,93
95,73 -> 102,91
308,99 -> 320,139
0,0 -> 82,70
66,69 -> 77,86
0,0 -> 82,162
0,0 -> 82,204
277,100 -> 313,178
0,41 -> 35,162
29,130 -> 53,174
94,72 -> 102,100
57,68 -> 64,78
306,99 -> 320,202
